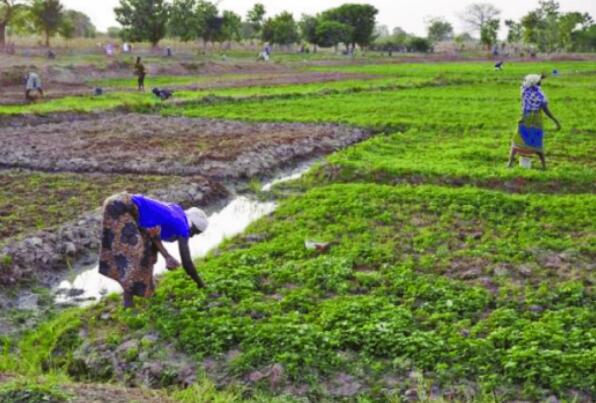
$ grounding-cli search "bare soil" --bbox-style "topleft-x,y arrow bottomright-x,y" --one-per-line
0,114 -> 370,178
0,57 -> 371,104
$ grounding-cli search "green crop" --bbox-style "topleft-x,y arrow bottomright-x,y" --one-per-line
3,60 -> 595,401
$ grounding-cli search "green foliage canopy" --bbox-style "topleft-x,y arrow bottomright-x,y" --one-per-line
30,0 -> 64,47
114,0 -> 169,46
322,3 -> 378,49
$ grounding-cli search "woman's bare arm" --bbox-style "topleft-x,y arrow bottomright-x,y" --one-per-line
146,227 -> 180,268
178,238 -> 206,288
543,105 -> 561,129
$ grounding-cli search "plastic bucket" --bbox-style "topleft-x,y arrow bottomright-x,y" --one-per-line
520,157 -> 532,169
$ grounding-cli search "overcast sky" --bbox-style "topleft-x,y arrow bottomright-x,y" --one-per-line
63,0 -> 596,37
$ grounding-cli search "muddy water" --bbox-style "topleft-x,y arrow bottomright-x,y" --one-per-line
54,164 -> 311,306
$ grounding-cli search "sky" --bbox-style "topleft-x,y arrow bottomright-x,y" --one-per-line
63,0 -> 596,37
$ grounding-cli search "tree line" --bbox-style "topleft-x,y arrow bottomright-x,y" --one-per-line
1,0 -> 594,52
374,1 -> 595,53
0,0 -> 96,47
113,0 -> 379,51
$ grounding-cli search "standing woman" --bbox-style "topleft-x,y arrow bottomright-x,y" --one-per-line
134,57 -> 146,91
99,193 -> 208,308
508,74 -> 561,170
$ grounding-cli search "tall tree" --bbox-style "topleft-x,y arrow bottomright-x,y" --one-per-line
480,18 -> 499,48
194,0 -> 220,46
315,20 -> 351,50
168,0 -> 197,41
261,11 -> 298,46
115,0 -> 169,47
299,14 -> 318,46
322,3 -> 378,51
426,17 -> 453,43
63,10 -> 96,38
58,13 -> 73,40
460,3 -> 500,35
220,10 -> 242,44
559,12 -> 592,50
504,19 -> 522,43
30,0 -> 64,47
246,3 -> 265,40
0,0 -> 27,47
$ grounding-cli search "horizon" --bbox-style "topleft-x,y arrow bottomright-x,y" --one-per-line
62,0 -> 596,39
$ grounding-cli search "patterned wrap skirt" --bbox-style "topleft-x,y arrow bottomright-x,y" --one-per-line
99,193 -> 158,297
513,111 -> 544,153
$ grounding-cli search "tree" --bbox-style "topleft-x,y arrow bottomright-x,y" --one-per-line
374,24 -> 389,38
195,0 -> 221,46
480,18 -> 499,48
408,36 -> 431,52
392,26 -> 406,36
315,20 -> 352,50
426,17 -> 453,43
570,23 -> 596,52
220,10 -> 242,44
168,0 -> 197,41
322,3 -> 378,51
107,26 -> 121,39
246,3 -> 265,39
558,11 -> 592,50
504,19 -> 522,43
114,0 -> 169,47
0,0 -> 27,47
30,0 -> 64,47
63,10 -> 96,38
58,13 -> 73,40
460,3 -> 500,35
261,11 -> 299,46
299,14 -> 318,46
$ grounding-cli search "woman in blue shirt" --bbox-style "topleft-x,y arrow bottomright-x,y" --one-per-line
508,74 -> 561,170
99,193 -> 208,308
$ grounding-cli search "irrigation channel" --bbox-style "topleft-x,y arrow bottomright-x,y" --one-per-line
54,163 -> 312,306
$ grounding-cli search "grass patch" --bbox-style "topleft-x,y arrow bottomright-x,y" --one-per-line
0,170 -> 206,242
308,129 -> 596,193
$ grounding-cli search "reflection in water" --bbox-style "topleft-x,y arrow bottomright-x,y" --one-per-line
54,165 -> 311,306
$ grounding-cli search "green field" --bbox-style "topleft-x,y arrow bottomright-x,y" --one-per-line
2,60 -> 595,401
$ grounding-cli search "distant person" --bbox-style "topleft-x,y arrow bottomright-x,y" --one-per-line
166,47 -> 172,57
508,74 -> 561,170
24,72 -> 44,101
99,193 -> 208,308
134,57 -> 146,91
152,87 -> 174,101
122,42 -> 130,53
105,43 -> 114,57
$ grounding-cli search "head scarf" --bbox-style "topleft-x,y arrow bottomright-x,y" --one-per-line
521,74 -> 547,113
523,74 -> 542,88
185,207 -> 208,233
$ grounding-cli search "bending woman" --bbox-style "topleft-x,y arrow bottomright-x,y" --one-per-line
508,74 -> 561,170
99,193 -> 208,308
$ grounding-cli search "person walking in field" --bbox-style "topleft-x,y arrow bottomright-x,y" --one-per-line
134,57 -> 146,91
24,72 -> 44,101
508,74 -> 561,170
99,193 -> 208,308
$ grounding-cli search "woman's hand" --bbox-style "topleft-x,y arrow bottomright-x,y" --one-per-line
166,255 -> 181,271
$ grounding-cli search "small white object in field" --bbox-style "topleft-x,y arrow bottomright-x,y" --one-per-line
520,157 -> 532,169
305,240 -> 331,251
